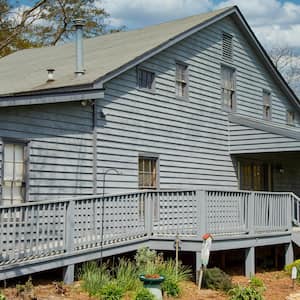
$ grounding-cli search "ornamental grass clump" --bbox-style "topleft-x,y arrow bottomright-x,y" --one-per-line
80,261 -> 110,296
115,258 -> 141,292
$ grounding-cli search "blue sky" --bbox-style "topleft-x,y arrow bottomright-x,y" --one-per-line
15,0 -> 300,52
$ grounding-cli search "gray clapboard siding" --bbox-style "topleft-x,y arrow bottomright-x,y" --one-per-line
96,15 -> 300,195
0,102 -> 94,201
229,122 -> 300,153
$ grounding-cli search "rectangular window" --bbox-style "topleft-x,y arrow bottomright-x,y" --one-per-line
175,62 -> 188,99
263,90 -> 271,120
221,65 -> 236,111
138,156 -> 158,189
137,68 -> 155,90
222,32 -> 233,60
287,110 -> 295,126
2,142 -> 26,206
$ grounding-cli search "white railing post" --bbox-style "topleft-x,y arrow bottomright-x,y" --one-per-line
65,200 -> 75,253
145,193 -> 153,237
197,190 -> 207,237
248,192 -> 255,235
287,194 -> 292,230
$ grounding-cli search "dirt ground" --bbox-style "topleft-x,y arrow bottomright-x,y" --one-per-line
2,271 -> 300,300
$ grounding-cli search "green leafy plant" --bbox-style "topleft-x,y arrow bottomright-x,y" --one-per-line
134,288 -> 156,300
229,285 -> 264,300
16,277 -> 36,299
100,281 -> 124,300
0,292 -> 6,300
249,276 -> 265,292
157,259 -> 191,297
202,267 -> 233,292
135,247 -> 157,271
162,278 -> 180,297
80,261 -> 110,296
115,258 -> 141,291
285,259 -> 300,281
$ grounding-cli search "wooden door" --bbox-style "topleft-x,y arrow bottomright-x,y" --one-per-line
239,160 -> 271,191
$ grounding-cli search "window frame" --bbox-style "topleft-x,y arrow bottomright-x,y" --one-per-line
136,67 -> 156,92
287,110 -> 295,126
221,64 -> 236,112
138,153 -> 160,190
262,89 -> 272,121
1,138 -> 30,205
175,61 -> 189,100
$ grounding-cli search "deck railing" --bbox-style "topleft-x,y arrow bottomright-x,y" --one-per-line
0,189 -> 295,266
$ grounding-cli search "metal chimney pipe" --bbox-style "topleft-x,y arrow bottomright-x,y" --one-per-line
73,19 -> 85,76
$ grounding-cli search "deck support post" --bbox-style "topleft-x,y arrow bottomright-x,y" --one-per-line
285,242 -> 294,266
63,264 -> 75,284
195,251 -> 202,283
245,247 -> 255,277
196,190 -> 207,237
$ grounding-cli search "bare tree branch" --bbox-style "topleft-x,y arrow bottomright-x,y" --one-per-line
0,0 -> 47,52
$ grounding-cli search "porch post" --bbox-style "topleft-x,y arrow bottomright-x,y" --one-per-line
285,242 -> 294,266
245,247 -> 255,277
195,251 -> 202,283
63,264 -> 75,284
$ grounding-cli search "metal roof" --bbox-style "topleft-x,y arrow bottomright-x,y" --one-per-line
0,7 -> 232,96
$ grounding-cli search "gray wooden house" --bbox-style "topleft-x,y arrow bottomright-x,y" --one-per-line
1,6 -> 300,282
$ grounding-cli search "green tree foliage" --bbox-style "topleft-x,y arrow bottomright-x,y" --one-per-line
0,0 -> 123,57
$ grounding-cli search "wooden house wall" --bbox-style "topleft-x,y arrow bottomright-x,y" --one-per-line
1,15 -> 300,200
97,16 -> 300,194
0,103 -> 94,201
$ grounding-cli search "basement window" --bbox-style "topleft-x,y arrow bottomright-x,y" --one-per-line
175,62 -> 189,99
263,90 -> 272,120
287,110 -> 295,126
222,32 -> 233,61
137,68 -> 155,91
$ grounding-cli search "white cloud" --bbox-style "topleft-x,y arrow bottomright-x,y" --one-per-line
101,0 -> 300,51
102,0 -> 213,28
216,0 -> 300,49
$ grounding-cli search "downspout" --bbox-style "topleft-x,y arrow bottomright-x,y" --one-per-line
92,100 -> 97,194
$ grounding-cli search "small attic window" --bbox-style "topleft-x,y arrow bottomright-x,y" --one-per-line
137,68 -> 155,91
222,32 -> 233,61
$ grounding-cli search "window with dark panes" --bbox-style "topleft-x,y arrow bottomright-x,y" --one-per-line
138,157 -> 158,189
2,143 -> 26,206
137,68 -> 155,90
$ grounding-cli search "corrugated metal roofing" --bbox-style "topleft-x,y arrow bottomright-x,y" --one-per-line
0,7 -> 232,95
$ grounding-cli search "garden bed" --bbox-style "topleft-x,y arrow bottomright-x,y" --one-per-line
1,271 -> 300,300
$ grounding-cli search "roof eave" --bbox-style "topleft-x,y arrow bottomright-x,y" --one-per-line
0,87 -> 104,107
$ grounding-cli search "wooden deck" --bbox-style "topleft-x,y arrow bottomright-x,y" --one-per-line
0,189 -> 299,282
